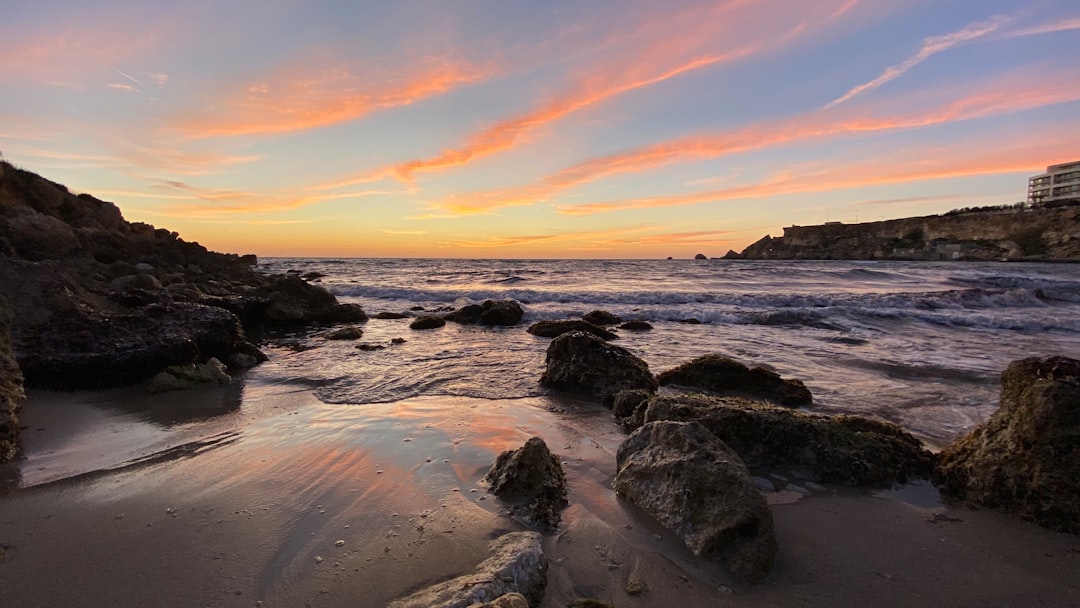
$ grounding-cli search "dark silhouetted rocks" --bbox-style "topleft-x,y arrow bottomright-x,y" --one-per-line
618,320 -> 652,331
615,420 -> 776,583
527,319 -> 617,341
633,394 -> 935,486
146,357 -> 231,393
582,310 -> 621,325
410,316 -> 446,330
0,297 -> 23,463
323,326 -> 363,340
484,437 -> 568,530
937,356 -> 1080,533
445,300 -> 524,326
657,354 -> 813,406
540,331 -> 657,406
694,253 -> 708,260
372,311 -> 409,319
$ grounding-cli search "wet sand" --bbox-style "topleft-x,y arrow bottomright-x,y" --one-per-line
1,380 -> 1077,608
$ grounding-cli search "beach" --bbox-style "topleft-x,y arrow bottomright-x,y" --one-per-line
2,366 -> 1078,608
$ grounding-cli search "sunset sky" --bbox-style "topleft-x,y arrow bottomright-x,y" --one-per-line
2,0 -> 1078,258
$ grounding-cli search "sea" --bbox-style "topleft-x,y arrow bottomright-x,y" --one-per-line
257,257 -> 1080,448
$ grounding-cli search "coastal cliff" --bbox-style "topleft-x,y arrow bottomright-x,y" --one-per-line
735,204 -> 1080,261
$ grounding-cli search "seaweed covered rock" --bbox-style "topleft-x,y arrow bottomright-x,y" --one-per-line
540,332 -> 657,406
937,356 -> 1080,533
484,437 -> 568,530
614,421 -> 776,583
0,297 -> 24,463
388,531 -> 547,608
582,310 -> 621,325
657,354 -> 812,406
527,319 -> 617,341
638,394 -> 934,485
445,300 -> 524,326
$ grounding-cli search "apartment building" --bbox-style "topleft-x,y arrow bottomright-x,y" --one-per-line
1029,160 -> 1080,206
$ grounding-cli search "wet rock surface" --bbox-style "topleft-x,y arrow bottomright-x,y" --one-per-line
633,394 -> 935,485
527,320 -> 617,341
614,420 -> 777,583
657,354 -> 813,406
582,310 -> 621,325
410,316 -> 447,330
0,298 -> 23,463
937,356 -> 1080,533
445,300 -> 524,326
388,531 -> 547,608
483,437 -> 568,530
323,326 -> 363,340
540,332 -> 657,406
146,358 -> 231,393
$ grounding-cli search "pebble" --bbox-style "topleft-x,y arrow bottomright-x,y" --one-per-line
334,540 -> 345,547
315,556 -> 324,564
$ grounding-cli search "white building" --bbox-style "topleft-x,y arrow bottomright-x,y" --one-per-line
1028,160 -> 1080,206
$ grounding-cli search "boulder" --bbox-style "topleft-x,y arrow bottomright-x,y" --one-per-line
466,593 -> 528,608
410,316 -> 446,330
657,354 -> 812,407
445,300 -> 524,326
527,320 -> 616,341
614,421 -> 777,583
388,531 -> 546,608
4,212 -> 80,260
611,389 -> 654,431
483,437 -> 568,530
0,297 -> 24,463
582,310 -> 621,325
146,358 -> 231,393
323,326 -> 363,340
109,273 -> 163,291
936,356 -> 1080,533
258,275 -> 367,326
373,311 -> 409,319
618,320 -> 652,331
637,394 -> 934,485
539,332 -> 657,406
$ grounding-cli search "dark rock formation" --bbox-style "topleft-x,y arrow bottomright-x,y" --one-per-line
527,320 -> 617,341
146,358 -> 231,393
0,297 -> 24,463
618,320 -> 652,331
657,354 -> 812,407
614,421 -> 777,583
356,343 -> 385,351
612,389 -> 653,432
540,332 -> 657,406
694,253 -> 708,260
387,531 -> 546,608
634,394 -> 934,485
372,311 -> 409,319
937,356 -> 1080,533
444,300 -> 524,326
582,310 -> 621,325
484,437 -> 568,530
258,275 -> 367,326
410,316 -> 446,330
468,594 -> 528,608
323,326 -> 363,340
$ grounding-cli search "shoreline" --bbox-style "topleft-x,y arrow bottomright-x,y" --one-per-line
2,381 -> 1077,608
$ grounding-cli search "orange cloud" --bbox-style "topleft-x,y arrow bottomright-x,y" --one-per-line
173,58 -> 491,138
422,69 -> 1080,216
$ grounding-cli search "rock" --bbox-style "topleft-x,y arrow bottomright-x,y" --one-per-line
0,297 -> 25,463
637,394 -> 935,485
936,356 -> 1080,533
678,318 -> 702,324
388,531 -> 547,608
4,212 -> 80,260
300,271 -> 326,280
109,273 -> 162,291
323,326 -> 363,340
146,357 -> 231,393
483,437 -> 568,530
722,250 -> 741,259
539,332 -> 657,407
410,316 -> 446,330
258,275 -> 367,326
617,320 -> 652,331
134,262 -> 155,273
373,311 -> 409,319
694,253 -> 708,260
582,310 -> 621,325
527,320 -> 617,341
391,337 -> 406,345
467,593 -> 529,608
445,300 -> 524,326
611,389 -> 653,431
356,343 -> 385,351
614,421 -> 777,583
657,354 -> 813,407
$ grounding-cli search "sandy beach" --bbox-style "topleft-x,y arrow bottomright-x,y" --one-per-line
1,371 -> 1077,608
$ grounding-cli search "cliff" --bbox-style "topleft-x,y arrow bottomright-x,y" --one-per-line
735,205 -> 1080,261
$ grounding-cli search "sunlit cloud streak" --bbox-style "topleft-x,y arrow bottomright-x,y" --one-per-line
1000,16 -> 1080,38
824,15 -> 1011,109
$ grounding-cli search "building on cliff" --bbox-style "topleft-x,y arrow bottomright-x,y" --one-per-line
1028,160 -> 1080,207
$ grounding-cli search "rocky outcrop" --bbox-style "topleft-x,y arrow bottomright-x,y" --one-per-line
527,320 -> 617,341
582,310 -> 621,326
618,320 -> 652,331
484,437 -> 568,530
388,531 -> 546,608
657,355 -> 812,407
634,394 -> 934,485
0,297 -> 24,463
467,594 -> 528,608
614,421 -> 776,583
323,326 -> 363,340
146,358 -> 230,393
540,332 -> 657,406
937,356 -> 1080,533
735,204 -> 1080,261
257,275 -> 367,326
445,300 -> 524,326
410,316 -> 446,330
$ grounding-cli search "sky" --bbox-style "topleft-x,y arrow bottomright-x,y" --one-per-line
1,0 -> 1078,259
